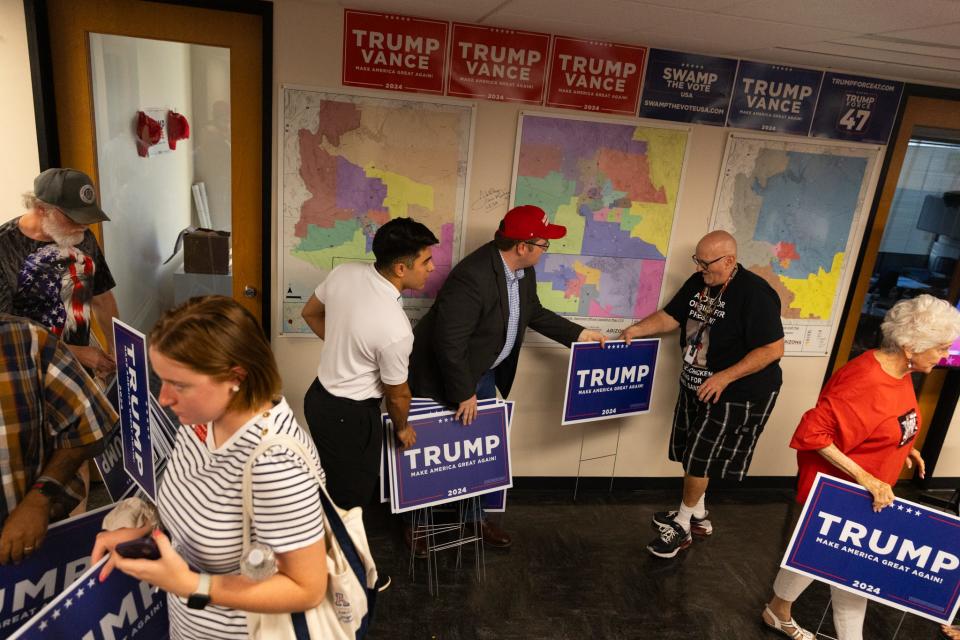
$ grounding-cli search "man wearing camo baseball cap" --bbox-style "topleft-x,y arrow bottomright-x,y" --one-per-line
0,168 -> 118,376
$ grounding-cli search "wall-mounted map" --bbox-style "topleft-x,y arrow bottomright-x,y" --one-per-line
710,133 -> 881,355
510,113 -> 689,340
279,87 -> 474,335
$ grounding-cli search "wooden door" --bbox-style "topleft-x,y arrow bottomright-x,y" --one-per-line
42,0 -> 265,326
833,96 -> 960,474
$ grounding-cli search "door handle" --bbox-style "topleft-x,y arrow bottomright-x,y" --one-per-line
243,285 -> 257,298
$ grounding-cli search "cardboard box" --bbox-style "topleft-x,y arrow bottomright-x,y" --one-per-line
183,229 -> 230,275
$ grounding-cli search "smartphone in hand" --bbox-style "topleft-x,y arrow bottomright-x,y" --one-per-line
114,536 -> 161,561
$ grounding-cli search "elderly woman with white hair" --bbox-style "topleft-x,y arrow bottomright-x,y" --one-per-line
761,294 -> 960,640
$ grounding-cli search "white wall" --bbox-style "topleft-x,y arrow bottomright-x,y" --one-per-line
0,0 -> 39,222
271,0 -> 847,478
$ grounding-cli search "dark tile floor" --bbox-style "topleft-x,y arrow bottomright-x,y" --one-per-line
362,488 -> 947,640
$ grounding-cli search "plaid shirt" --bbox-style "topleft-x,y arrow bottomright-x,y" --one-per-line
0,314 -> 115,523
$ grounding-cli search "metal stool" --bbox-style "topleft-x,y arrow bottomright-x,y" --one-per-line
408,497 -> 485,595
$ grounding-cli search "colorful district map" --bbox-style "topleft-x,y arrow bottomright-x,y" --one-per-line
280,89 -> 472,334
711,134 -> 879,355
512,114 -> 688,338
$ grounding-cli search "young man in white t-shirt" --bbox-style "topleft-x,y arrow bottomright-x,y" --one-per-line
300,218 -> 438,510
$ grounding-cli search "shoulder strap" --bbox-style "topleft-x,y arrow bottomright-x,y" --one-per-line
241,434 -> 323,555
240,433 -> 368,588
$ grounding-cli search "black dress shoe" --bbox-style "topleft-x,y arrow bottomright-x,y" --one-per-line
403,525 -> 429,558
480,519 -> 512,548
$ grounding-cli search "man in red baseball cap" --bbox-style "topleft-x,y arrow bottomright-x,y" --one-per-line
0,168 -> 118,377
498,204 -> 568,242
406,204 -> 606,549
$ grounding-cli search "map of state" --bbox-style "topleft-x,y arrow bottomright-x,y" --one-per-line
711,134 -> 879,354
512,115 -> 688,334
280,89 -> 472,334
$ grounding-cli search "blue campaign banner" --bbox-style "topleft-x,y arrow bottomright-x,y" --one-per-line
93,378 -> 136,503
638,49 -> 738,125
388,405 -> 512,514
783,473 -> 960,624
0,506 -> 112,638
480,485 -> 506,512
382,400 -> 514,510
381,407 -> 448,504
92,427 -> 136,504
380,418 -> 389,504
562,340 -> 659,425
727,61 -> 823,135
810,72 -> 904,145
113,319 -> 156,500
95,387 -> 177,504
11,556 -> 168,640
482,400 -> 513,513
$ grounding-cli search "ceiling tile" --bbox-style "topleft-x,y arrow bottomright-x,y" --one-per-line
336,0 -> 509,23
770,41 -> 960,71
485,16 -> 642,43
495,0 -> 855,49
716,0 -> 960,34
618,0 -> 750,10
738,46 -> 960,86
835,35 -> 960,59
879,22 -> 960,47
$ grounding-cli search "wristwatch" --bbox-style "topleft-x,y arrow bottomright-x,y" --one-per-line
187,573 -> 212,610
31,476 -> 66,500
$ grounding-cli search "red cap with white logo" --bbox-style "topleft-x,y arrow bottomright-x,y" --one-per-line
499,205 -> 566,240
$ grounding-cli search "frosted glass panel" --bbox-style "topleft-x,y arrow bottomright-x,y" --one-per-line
89,32 -> 231,334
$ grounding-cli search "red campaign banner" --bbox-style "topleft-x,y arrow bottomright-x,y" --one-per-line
342,10 -> 448,95
447,23 -> 550,104
546,36 -> 646,115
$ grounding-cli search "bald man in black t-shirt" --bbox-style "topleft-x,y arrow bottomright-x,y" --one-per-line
621,230 -> 785,558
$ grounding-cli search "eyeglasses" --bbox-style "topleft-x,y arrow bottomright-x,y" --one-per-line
524,240 -> 550,251
691,254 -> 729,269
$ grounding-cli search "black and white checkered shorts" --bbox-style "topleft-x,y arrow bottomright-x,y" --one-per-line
669,386 -> 779,480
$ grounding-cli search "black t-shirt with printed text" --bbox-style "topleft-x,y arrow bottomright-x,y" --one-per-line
663,264 -> 783,402
0,217 -> 115,347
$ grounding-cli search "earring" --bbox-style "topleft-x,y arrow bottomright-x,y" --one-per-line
231,385 -> 240,392
907,358 -> 913,370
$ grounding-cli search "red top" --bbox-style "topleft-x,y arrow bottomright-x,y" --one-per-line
791,350 -> 919,503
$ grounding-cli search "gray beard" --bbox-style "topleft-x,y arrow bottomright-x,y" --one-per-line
41,216 -> 85,247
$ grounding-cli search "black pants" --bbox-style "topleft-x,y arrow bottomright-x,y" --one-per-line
303,378 -> 382,510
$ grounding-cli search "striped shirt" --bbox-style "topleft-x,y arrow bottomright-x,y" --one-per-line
492,252 -> 524,368
157,397 -> 325,640
0,314 -> 114,522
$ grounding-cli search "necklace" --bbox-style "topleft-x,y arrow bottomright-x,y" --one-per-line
684,266 -> 738,366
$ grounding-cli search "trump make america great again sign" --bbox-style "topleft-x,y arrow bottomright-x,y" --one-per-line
562,339 -> 659,425
782,473 -> 960,624
387,403 -> 512,513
